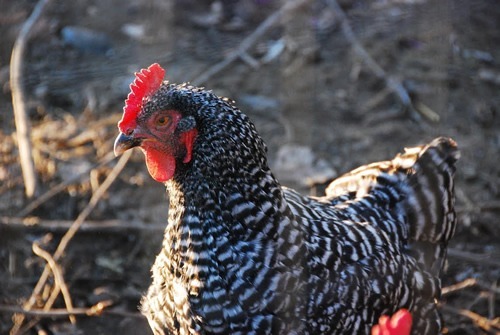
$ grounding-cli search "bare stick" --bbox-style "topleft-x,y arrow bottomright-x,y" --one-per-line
447,248 -> 500,268
456,201 -> 500,214
488,281 -> 496,321
10,0 -> 50,198
442,278 -> 500,296
1,217 -> 165,233
10,150 -> 132,334
192,0 -> 310,85
441,278 -> 477,296
0,301 -> 144,318
19,151 -> 116,216
32,242 -> 76,324
325,0 -> 425,121
440,304 -> 500,332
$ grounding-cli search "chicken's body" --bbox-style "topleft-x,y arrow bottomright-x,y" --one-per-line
114,64 -> 459,335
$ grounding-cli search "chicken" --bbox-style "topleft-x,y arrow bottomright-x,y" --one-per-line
114,63 -> 459,335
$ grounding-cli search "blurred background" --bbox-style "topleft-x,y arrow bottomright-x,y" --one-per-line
0,0 -> 498,334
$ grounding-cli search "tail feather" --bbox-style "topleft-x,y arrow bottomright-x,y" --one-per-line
402,137 -> 459,275
325,137 -> 459,275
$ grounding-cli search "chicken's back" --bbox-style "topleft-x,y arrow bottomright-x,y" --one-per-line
283,137 -> 459,334
326,137 -> 459,275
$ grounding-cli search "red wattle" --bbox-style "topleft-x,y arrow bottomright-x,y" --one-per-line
180,128 -> 198,163
371,309 -> 412,335
143,147 -> 176,183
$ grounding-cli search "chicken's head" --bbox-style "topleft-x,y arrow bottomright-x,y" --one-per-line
114,63 -> 198,183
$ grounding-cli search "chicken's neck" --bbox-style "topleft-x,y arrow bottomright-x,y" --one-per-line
146,106 -> 309,328
162,151 -> 297,276
166,159 -> 288,243
165,107 -> 290,244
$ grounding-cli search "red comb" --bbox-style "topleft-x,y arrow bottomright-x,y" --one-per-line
371,309 -> 412,335
118,63 -> 165,133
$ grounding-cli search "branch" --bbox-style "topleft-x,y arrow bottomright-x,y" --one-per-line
1,216 -> 165,233
10,150 -> 132,334
442,278 -> 500,296
32,241 -> 76,324
19,151 -> 116,216
192,0 -> 310,85
0,301 -> 143,318
325,0 -> 430,122
10,0 -> 50,198
440,304 -> 500,333
447,248 -> 500,268
456,201 -> 500,214
441,278 -> 478,296
488,281 -> 497,321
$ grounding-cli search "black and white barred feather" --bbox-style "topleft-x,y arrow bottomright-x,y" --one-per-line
138,82 -> 459,335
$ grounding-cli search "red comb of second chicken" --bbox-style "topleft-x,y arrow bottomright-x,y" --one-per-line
372,309 -> 413,335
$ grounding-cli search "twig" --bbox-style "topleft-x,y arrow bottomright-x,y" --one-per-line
10,150 -> 132,335
488,281 -> 497,321
440,304 -> 500,333
456,201 -> 500,214
443,278 -> 500,295
1,217 -> 166,233
19,151 -> 116,216
10,0 -> 50,198
325,0 -> 426,122
0,301 -> 143,318
360,87 -> 392,113
447,248 -> 500,268
442,278 -> 478,296
31,241 -> 76,324
192,0 -> 310,85
414,101 -> 440,123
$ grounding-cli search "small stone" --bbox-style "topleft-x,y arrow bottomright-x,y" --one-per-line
61,26 -> 112,54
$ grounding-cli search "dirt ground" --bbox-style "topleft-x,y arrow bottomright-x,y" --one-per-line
0,0 -> 499,334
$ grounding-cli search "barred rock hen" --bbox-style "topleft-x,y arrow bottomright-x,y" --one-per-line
114,63 -> 459,335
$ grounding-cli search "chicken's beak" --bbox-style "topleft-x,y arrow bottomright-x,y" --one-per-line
114,132 -> 141,156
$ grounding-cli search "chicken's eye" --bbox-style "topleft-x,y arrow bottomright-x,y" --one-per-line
156,115 -> 170,127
